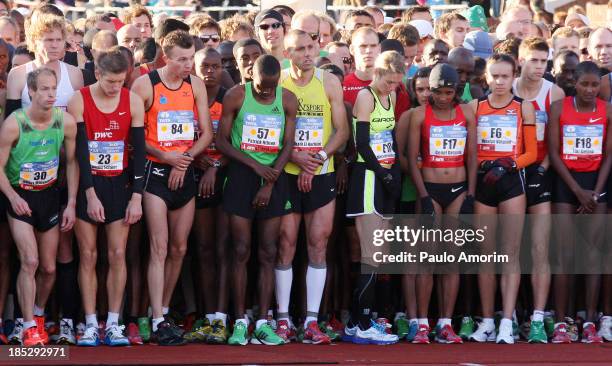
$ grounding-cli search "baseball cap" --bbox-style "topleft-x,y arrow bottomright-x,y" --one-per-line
463,30 -> 493,59
565,13 -> 589,27
381,39 -> 405,56
409,20 -> 434,39
429,63 -> 459,90
254,9 -> 285,28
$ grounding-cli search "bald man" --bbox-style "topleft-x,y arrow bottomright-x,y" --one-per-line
84,30 -> 119,84
447,47 -> 477,101
118,24 -> 142,53
588,27 -> 612,73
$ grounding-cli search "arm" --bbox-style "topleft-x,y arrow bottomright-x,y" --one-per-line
353,89 -> 385,174
461,104 -> 478,197
407,106 -> 427,198
67,64 -> 85,91
515,101 -> 537,169
599,74 -> 611,102
124,92 -> 146,224
0,116 -> 30,216
547,100 -> 580,193
321,73 -> 349,159
272,89 -> 297,174
186,76 -> 213,157
4,67 -> 23,118
594,104 -> 612,196
61,112 -> 78,231
396,110 -> 411,174
539,85 -> 566,171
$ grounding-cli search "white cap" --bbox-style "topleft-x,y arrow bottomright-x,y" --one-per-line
409,20 -> 434,39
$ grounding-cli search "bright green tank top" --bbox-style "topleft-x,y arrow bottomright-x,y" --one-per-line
6,108 -> 64,190
355,87 -> 396,169
281,68 -> 334,175
232,82 -> 285,167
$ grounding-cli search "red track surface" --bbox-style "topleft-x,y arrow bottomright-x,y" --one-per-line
1,343 -> 611,365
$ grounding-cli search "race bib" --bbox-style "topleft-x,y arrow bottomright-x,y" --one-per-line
535,110 -> 547,142
157,110 -> 195,142
89,141 -> 124,172
19,158 -> 58,190
563,125 -> 603,156
205,119 -> 219,152
477,115 -> 518,153
370,130 -> 395,167
241,113 -> 282,153
294,117 -> 324,151
429,125 -> 467,157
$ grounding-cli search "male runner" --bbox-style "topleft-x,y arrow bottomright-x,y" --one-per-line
255,9 -> 286,62
131,30 -> 213,346
0,68 -> 77,346
217,54 -> 297,346
233,39 -> 264,85
274,29 -> 348,344
67,48 -> 146,347
343,27 -> 380,107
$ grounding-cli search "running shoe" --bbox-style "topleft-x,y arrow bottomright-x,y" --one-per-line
458,316 -> 475,340
127,322 -> 143,345
329,315 -> 344,334
208,319 -> 228,344
496,322 -> 514,344
519,320 -> 531,340
544,315 -> 555,338
151,321 -> 187,346
406,320 -> 418,342
342,324 -> 358,343
138,317 -> 151,343
275,319 -> 295,344
182,313 -> 196,332
77,325 -> 100,347
412,324 -> 430,344
228,321 -> 248,346
513,320 -> 520,340
56,319 -> 76,345
528,320 -> 547,343
581,322 -> 603,343
184,318 -> 211,343
8,318 -> 23,345
98,321 -> 106,341
303,321 -> 331,345
394,315 -> 409,339
598,316 -> 612,342
435,324 -> 462,344
353,319 -> 399,345
319,321 -> 340,342
0,322 -> 7,345
469,322 -> 496,343
47,321 -> 59,343
565,317 -> 579,342
34,316 -> 49,345
105,324 -> 130,346
76,322 -> 85,341
251,323 -> 284,345
22,326 -> 45,347
551,323 -> 572,344
267,314 -> 277,331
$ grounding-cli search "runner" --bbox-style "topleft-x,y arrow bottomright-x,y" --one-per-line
67,47 -> 146,347
131,30 -> 213,346
0,68 -> 77,346
216,54 -> 297,346
274,29 -> 348,344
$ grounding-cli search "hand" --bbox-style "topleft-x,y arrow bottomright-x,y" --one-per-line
124,195 -> 143,225
252,184 -> 273,209
86,192 -> 105,223
483,166 -> 507,186
297,171 -> 314,193
168,167 -> 186,191
252,163 -> 280,183
336,160 -> 348,194
460,194 -> 475,214
493,157 -> 517,171
292,151 -> 322,175
198,167 -> 217,198
60,204 -> 75,232
376,168 -> 400,197
163,151 -> 193,170
576,189 -> 597,214
193,155 -> 211,171
9,194 -> 31,217
420,195 -> 435,215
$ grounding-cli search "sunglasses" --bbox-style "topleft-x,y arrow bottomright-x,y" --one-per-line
200,35 -> 220,43
259,22 -> 283,31
342,56 -> 353,65
581,48 -> 589,55
309,33 -> 319,41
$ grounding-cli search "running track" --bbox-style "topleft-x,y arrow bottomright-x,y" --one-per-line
1,343 -> 611,365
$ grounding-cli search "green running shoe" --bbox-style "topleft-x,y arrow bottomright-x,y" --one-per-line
458,316 -> 475,340
228,322 -> 248,346
544,316 -> 555,338
137,317 -> 151,343
528,320 -> 548,343
250,323 -> 284,345
208,319 -> 228,344
394,316 -> 409,339
319,321 -> 340,341
184,318 -> 211,343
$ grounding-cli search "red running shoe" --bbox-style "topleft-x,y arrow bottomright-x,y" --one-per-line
412,324 -> 430,344
435,324 -> 463,344
552,323 -> 572,344
581,322 -> 603,343
34,316 -> 49,345
23,326 -> 45,347
127,322 -> 143,345
275,319 -> 295,343
303,321 -> 331,345
329,316 -> 344,333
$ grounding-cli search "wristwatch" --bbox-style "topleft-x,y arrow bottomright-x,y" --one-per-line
212,160 -> 221,168
537,165 -> 546,176
315,150 -> 328,161
183,152 -> 192,158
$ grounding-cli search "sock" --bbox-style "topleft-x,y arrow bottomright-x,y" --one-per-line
532,310 -> 545,322
500,318 -> 512,332
152,317 -> 164,332
304,315 -> 318,327
438,318 -> 452,327
350,267 -> 377,330
205,313 -> 215,324
85,314 -> 98,329
410,318 -> 418,324
0,317 -> 2,325
394,312 -> 405,321
57,260 -> 79,321
107,312 -> 119,327
418,318 -> 428,326
255,319 -> 266,329
246,309 -> 253,321
482,318 -> 494,328
235,318 -> 247,327
577,310 -> 586,320
274,265 -> 292,315
33,305 -> 45,317
162,307 -> 169,316
267,309 -> 273,318
23,320 -> 36,329
215,312 -> 227,327
306,264 -> 326,325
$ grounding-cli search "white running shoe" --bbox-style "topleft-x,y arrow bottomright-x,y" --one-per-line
8,318 -> 23,345
469,322 -> 496,342
496,322 -> 515,344
56,319 -> 76,345
597,316 -> 612,342
353,320 -> 399,345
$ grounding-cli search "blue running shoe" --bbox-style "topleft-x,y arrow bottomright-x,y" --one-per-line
406,320 -> 418,342
342,325 -> 358,342
77,326 -> 100,347
105,324 -> 130,346
354,319 -> 399,345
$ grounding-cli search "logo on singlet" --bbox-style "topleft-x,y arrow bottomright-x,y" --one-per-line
271,106 -> 281,114
506,109 -> 517,115
589,117 -> 602,123
160,95 -> 168,105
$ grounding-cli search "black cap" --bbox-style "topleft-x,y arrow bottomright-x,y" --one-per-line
429,63 -> 459,90
380,39 -> 404,56
154,19 -> 189,42
254,9 -> 285,28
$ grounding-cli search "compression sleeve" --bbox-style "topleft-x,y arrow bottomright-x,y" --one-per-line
516,125 -> 537,169
76,122 -> 94,191
5,99 -> 21,118
130,126 -> 145,194
355,120 -> 384,174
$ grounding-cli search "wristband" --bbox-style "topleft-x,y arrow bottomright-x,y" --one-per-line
317,150 -> 328,161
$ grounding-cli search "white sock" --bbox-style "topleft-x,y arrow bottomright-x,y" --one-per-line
23,320 -> 36,329
246,309 -> 254,321
306,265 -> 326,319
205,313 -> 215,324
235,318 -> 247,327
394,312 -> 405,321
418,318 -> 428,326
255,319 -> 266,329
33,305 -> 45,317
107,312 -> 119,327
162,307 -> 169,316
409,318 -> 418,324
532,310 -> 545,322
482,318 -> 495,329
267,309 -> 274,318
500,318 -> 512,332
438,318 -> 452,327
274,266 -> 292,315
215,312 -> 227,327
152,317 -> 164,332
85,314 -> 98,329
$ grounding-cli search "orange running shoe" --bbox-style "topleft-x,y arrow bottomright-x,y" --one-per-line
34,316 -> 49,345
22,326 -> 44,347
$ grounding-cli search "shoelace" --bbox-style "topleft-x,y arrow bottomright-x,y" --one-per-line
60,321 -> 73,335
82,326 -> 98,340
371,320 -> 387,335
107,325 -> 125,340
